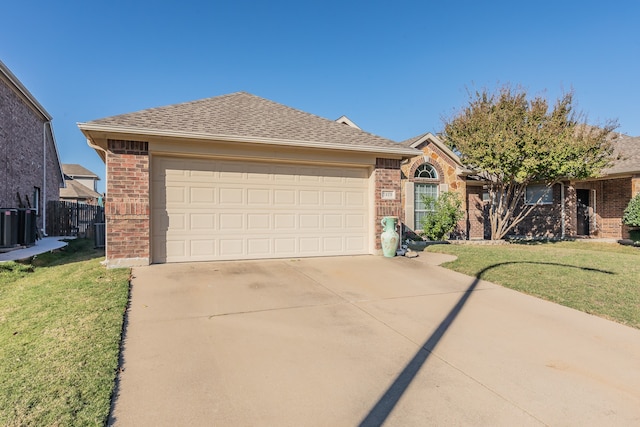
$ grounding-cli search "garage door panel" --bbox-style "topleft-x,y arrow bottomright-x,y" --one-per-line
152,157 -> 369,263
274,189 -> 296,205
191,239 -> 216,257
247,189 -> 271,205
346,191 -> 366,206
275,214 -> 296,229
220,239 -> 243,256
165,186 -> 186,204
190,187 -> 216,204
219,188 -> 243,204
220,214 -> 243,230
299,214 -> 320,229
247,214 -> 270,230
299,191 -> 320,205
190,213 -> 216,230
346,214 -> 366,229
323,191 -> 343,205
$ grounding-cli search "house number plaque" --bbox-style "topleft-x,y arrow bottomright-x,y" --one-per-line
381,190 -> 396,200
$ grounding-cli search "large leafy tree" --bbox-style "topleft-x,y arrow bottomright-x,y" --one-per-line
442,85 -> 618,240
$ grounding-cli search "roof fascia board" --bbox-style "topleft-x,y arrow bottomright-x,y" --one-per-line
78,123 -> 421,158
409,132 -> 464,167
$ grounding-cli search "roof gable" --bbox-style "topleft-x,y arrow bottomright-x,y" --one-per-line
401,132 -> 465,168
79,92 -> 418,156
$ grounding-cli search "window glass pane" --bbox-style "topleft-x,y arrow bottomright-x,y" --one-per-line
414,163 -> 438,179
414,183 -> 438,229
525,184 -> 552,205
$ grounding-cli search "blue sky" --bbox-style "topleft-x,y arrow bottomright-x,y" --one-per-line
3,0 -> 639,193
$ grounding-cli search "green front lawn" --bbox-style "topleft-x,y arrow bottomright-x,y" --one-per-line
427,241 -> 640,329
0,239 -> 130,426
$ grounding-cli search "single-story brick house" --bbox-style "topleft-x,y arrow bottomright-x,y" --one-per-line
80,92 -> 639,266
0,60 -> 64,235
79,92 -> 420,267
528,133 -> 640,240
400,131 -> 640,240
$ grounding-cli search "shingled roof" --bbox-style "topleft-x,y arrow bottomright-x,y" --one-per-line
402,130 -> 640,177
80,92 -> 418,155
62,164 -> 99,179
604,134 -> 640,175
60,179 -> 101,200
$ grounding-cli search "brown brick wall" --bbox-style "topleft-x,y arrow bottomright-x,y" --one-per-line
106,140 -> 150,263
374,158 -> 402,249
0,78 -> 63,231
597,178 -> 632,239
466,186 -> 487,239
511,183 -> 564,238
511,179 -> 632,239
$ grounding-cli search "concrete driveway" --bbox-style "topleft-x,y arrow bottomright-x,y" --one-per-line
109,255 -> 640,426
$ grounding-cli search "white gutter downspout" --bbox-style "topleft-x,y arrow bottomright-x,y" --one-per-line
560,183 -> 565,238
43,122 -> 48,236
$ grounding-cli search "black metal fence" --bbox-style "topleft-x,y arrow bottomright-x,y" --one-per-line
47,201 -> 105,237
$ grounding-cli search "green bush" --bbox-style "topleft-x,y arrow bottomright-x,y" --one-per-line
420,191 -> 464,241
623,194 -> 640,227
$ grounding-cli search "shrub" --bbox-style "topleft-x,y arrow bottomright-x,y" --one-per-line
623,194 -> 640,227
420,191 -> 464,241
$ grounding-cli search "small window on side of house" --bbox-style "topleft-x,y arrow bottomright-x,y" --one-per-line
33,187 -> 41,215
525,184 -> 552,205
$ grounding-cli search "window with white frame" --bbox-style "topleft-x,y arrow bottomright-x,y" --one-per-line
414,183 -> 438,229
525,184 -> 553,205
414,163 -> 438,179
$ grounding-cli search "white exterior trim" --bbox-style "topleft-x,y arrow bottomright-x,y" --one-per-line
78,123 -> 420,157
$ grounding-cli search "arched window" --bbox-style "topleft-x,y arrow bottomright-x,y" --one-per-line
414,163 -> 438,179
413,163 -> 439,229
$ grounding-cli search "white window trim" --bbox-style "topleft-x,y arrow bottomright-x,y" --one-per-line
414,182 -> 439,230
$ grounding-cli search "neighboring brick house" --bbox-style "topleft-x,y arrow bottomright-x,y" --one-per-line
512,133 -> 640,240
400,131 -> 640,241
79,92 -> 419,267
60,164 -> 102,204
0,60 -> 64,234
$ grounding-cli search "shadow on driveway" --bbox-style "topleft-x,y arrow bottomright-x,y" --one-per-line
359,261 -> 615,426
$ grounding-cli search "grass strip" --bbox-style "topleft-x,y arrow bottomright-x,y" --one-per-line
0,239 -> 130,426
427,241 -> 640,329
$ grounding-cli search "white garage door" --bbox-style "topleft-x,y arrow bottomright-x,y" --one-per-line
151,156 -> 370,263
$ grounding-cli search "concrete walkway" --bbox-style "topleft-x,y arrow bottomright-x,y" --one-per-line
0,236 -> 74,262
111,255 -> 640,426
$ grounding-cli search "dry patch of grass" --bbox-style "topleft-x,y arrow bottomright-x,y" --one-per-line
427,241 -> 640,328
0,239 -> 130,426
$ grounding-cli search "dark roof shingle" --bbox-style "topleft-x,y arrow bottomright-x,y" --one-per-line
62,164 -> 99,179
604,134 -> 640,175
86,92 -> 412,152
60,180 -> 101,200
